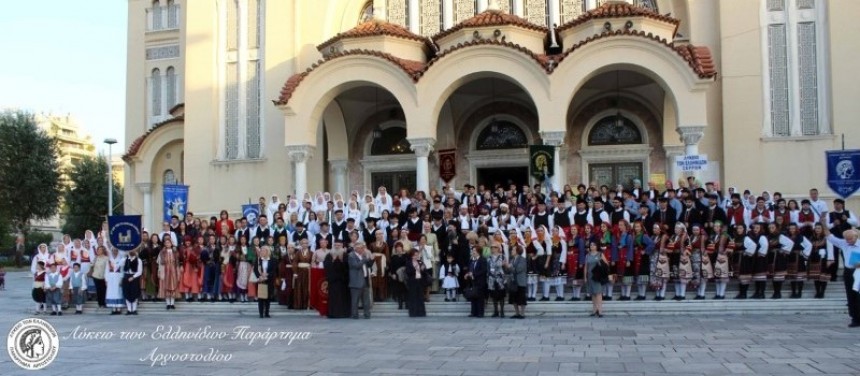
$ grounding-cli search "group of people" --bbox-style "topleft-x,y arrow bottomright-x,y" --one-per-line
26,179 -> 860,324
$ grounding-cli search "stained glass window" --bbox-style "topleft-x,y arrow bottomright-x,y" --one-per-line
476,121 -> 528,150
588,115 -> 643,146
371,127 -> 412,155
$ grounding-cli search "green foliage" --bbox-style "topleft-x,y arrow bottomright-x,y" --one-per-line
24,231 -> 54,255
0,110 -> 62,235
61,155 -> 124,238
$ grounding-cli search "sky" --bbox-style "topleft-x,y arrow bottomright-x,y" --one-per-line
0,1 -> 128,154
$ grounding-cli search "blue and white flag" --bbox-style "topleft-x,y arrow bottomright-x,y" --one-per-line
242,204 -> 260,228
827,150 -> 860,198
163,185 -> 189,221
108,215 -> 142,252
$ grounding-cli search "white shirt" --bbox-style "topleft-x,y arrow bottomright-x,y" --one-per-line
829,235 -> 860,268
809,199 -> 829,217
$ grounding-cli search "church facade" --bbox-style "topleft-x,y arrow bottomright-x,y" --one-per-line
123,0 -> 859,231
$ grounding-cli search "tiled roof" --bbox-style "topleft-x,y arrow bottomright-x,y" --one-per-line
317,20 -> 430,51
275,50 -> 425,106
419,39 -> 553,78
123,115 -> 184,161
557,1 -> 680,33
432,9 -> 548,41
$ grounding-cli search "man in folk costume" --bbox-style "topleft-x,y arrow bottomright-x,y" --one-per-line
122,250 -> 143,315
786,223 -> 812,298
572,199 -> 592,229
291,239 -> 313,309
679,196 -> 702,234
765,222 -> 795,299
591,199 -> 610,228
314,222 -> 334,251
532,202 -> 553,236
726,193 -> 750,235
797,200 -> 819,238
703,193 -> 728,236
493,203 -> 514,235
331,210 -> 347,240
554,199 -> 573,240
340,218 -> 360,248
632,221 -> 656,300
292,221 -> 309,244
610,197 -> 630,227
827,199 -> 858,281
750,197 -> 773,225
749,223 -> 771,299
514,206 -> 533,234
255,215 -> 272,243
457,204 -> 477,235
405,208 -> 423,243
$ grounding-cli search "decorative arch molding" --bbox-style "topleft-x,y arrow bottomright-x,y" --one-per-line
581,109 -> 651,149
322,101 -> 349,161
126,121 -> 184,184
470,116 -> 534,152
362,120 -> 409,157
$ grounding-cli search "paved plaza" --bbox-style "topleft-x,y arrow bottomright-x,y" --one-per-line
1,271 -> 859,376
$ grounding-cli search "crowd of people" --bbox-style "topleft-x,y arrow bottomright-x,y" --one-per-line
24,177 -> 860,324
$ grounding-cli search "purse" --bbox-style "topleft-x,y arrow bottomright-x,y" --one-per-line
257,283 -> 269,300
463,286 -> 477,300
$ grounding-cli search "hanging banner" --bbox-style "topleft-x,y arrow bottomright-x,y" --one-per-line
826,149 -> 860,198
675,154 -> 709,172
108,215 -> 142,252
438,149 -> 456,183
529,145 -> 555,179
242,204 -> 261,228
163,185 -> 189,221
310,268 -> 328,316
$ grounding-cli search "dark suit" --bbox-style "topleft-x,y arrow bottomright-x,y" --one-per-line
651,207 -> 677,234
348,251 -> 376,318
254,258 -> 278,318
467,256 -> 488,317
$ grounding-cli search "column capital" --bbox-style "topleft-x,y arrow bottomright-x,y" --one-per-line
676,126 -> 705,146
540,130 -> 566,146
136,182 -> 154,194
408,137 -> 436,158
663,145 -> 685,157
287,145 -> 315,163
330,159 -> 348,173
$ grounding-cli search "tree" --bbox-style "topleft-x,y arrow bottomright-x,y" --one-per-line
0,111 -> 62,266
62,155 -> 124,238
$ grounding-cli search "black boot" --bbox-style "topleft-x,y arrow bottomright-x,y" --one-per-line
789,281 -> 798,298
735,284 -> 748,299
491,302 -> 500,317
753,281 -> 765,299
796,282 -> 804,298
771,281 -> 782,299
819,281 -> 827,298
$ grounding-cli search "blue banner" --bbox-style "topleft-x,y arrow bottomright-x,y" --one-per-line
109,215 -> 142,252
242,204 -> 260,228
827,150 -> 860,198
163,185 -> 189,221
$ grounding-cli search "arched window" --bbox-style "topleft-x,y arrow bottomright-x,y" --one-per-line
475,121 -> 528,150
370,127 -> 411,156
588,115 -> 643,146
167,0 -> 178,29
165,67 -> 176,109
152,0 -> 163,30
163,169 -> 177,185
151,68 -> 162,117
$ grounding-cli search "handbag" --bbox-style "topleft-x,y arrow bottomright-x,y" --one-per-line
463,286 -> 477,300
258,283 -> 269,300
592,260 -> 610,284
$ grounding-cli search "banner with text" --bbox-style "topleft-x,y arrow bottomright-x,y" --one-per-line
163,185 -> 189,222
826,149 -> 860,198
675,154 -> 709,172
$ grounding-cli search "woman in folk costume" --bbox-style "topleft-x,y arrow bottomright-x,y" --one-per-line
50,243 -> 71,308
32,260 -> 47,315
74,238 -> 93,276
388,242 -> 408,309
375,187 -> 393,213
83,230 -> 98,253
221,236 -> 237,302
631,221 -> 655,300
31,243 -> 51,275
235,236 -> 252,302
596,222 -> 615,300
785,223 -> 812,298
247,237 -> 262,301
157,238 -> 181,309
180,236 -> 201,302
417,234 -> 435,302
347,201 -> 362,223
648,224 -> 668,299
765,222 -> 794,299
491,230 -> 509,262
534,225 -> 553,301
662,223 -> 689,300
106,247 -> 125,314
368,231 -> 390,302
708,221 -> 731,299
291,238 -> 313,309
523,227 -> 541,301
687,224 -> 708,300
201,235 -> 220,302
140,234 -> 161,301
543,226 -> 567,301
276,238 -> 293,306
807,223 -> 834,298
313,192 -> 327,214
567,225 -> 588,301
424,222 -> 442,292
614,221 -> 635,301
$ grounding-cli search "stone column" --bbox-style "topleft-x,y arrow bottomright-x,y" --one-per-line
287,145 -> 315,200
409,138 -> 436,194
548,0 -> 560,28
663,145 -> 685,189
330,160 -> 348,197
512,0 -> 524,17
137,183 -> 154,232
677,126 -> 705,181
541,131 -> 566,193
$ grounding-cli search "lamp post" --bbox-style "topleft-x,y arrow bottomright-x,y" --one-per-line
104,138 -> 117,216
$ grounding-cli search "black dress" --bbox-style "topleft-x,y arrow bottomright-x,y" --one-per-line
405,260 -> 427,317
323,254 -> 351,318
388,253 -> 408,304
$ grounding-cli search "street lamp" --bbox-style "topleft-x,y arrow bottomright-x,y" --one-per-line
104,138 -> 117,216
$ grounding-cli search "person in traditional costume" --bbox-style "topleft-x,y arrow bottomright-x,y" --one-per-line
44,263 -> 64,316
140,234 -> 161,301
708,221 -> 730,299
688,224 -> 707,299
50,243 -> 71,309
649,224 -> 669,300
31,243 -> 51,275
749,223 -> 770,299
765,222 -> 794,299
106,247 -> 125,314
439,253 -> 460,302
67,263 -> 86,314
324,243 -> 351,318
808,223 -> 834,298
368,231 -> 390,302
523,227 -> 541,301
313,237 -> 329,268
542,226 -> 567,301
71,239 -> 93,296
254,246 -> 277,318
614,221 -> 634,301
417,234 -> 435,302
157,238 -> 181,309
122,250 -> 143,315
32,261 -> 46,315
180,236 -> 201,302
662,223 -> 689,300
291,239 -> 313,309
235,236 -> 252,302
220,236 -> 237,302
422,222 -> 441,293
786,223 -> 812,298
201,235 -> 219,301
405,249 -> 428,318
632,221 -> 655,300
276,237 -> 293,306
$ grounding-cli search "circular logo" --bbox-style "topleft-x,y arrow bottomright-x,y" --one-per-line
836,160 -> 855,180
7,318 -> 59,370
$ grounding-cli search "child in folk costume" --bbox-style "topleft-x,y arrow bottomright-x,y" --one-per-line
235,236 -> 252,303
157,238 -> 181,310
632,221 -> 655,300
439,252 -> 461,302
32,261 -> 46,314
749,223 -> 771,299
765,222 -> 794,299
785,223 -> 812,298
50,243 -> 71,309
542,226 -> 567,301
71,239 -> 93,296
708,222 -> 731,299
688,225 -> 708,299
597,222 -> 615,300
808,223 -> 834,298
68,263 -> 87,314
662,223 -> 689,300
140,234 -> 161,301
567,226 -> 587,301
180,236 -> 202,302
523,228 -> 542,301
44,263 -> 64,316
615,221 -> 635,301
122,251 -> 143,315
247,238 -> 262,301
201,235 -> 219,302
106,248 -> 125,314
221,236 -> 237,302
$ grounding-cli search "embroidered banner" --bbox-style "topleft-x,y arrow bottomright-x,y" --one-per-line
438,149 -> 456,183
242,204 -> 261,228
108,215 -> 142,252
310,267 -> 328,316
826,149 -> 860,198
529,145 -> 555,179
163,185 -> 189,221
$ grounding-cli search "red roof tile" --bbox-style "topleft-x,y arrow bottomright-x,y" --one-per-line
317,20 -> 431,52
433,9 -> 548,42
275,50 -> 425,106
123,115 -> 184,161
557,1 -> 679,34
